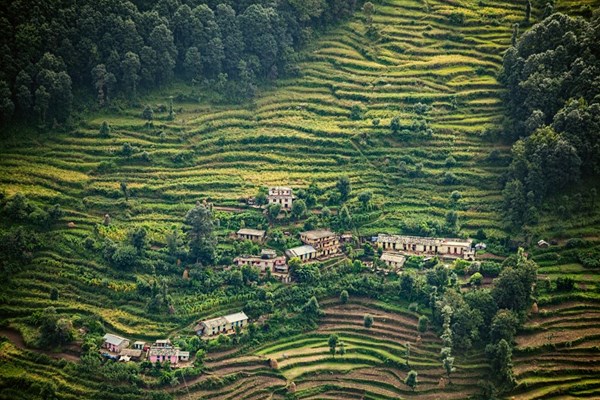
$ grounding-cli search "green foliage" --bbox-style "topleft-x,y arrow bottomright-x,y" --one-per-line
418,315 -> 429,333
340,290 -> 349,304
405,370 -> 418,391
490,310 -> 519,344
363,314 -> 373,328
336,176 -> 351,202
185,204 -> 216,265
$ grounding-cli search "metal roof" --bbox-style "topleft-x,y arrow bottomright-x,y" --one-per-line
103,333 -> 128,346
286,245 -> 317,257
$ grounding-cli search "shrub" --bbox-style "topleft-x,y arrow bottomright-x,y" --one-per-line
480,261 -> 502,277
555,277 -> 575,291
364,314 -> 374,328
469,272 -> 483,286
418,315 -> 429,332
340,290 -> 349,304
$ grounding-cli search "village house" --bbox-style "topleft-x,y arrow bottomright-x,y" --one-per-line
133,341 -> 146,351
153,339 -> 172,348
300,230 -> 341,259
376,234 -> 475,260
148,347 -> 179,365
286,244 -> 317,262
380,252 -> 406,269
537,239 -> 550,248
267,186 -> 295,210
102,333 -> 130,353
234,249 -> 288,274
234,249 -> 291,283
119,348 -> 143,362
194,311 -> 249,337
236,228 -> 266,242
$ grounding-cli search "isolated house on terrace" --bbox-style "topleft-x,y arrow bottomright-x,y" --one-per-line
236,228 -> 266,242
195,311 -> 249,337
267,187 -> 295,210
103,333 -> 130,353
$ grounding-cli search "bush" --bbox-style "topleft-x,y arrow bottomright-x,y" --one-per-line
340,290 -> 349,304
469,272 -> 483,286
480,261 -> 502,277
555,277 -> 575,291
418,315 -> 429,332
578,248 -> 600,268
364,314 -> 374,328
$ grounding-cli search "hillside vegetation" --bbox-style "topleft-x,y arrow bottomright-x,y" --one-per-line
2,0 -> 600,400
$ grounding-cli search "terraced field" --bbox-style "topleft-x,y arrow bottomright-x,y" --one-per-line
168,298 -> 487,399
0,0 -> 530,347
511,242 -> 600,400
2,0 -> 600,399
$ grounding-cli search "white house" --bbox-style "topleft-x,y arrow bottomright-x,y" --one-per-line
380,252 -> 406,269
286,245 -> 317,262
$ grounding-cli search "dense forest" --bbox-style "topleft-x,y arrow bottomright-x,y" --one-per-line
500,11 -> 600,228
0,0 -> 359,125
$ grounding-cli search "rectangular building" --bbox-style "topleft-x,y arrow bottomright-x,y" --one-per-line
376,234 -> 474,260
300,230 -> 341,259
286,245 -> 317,262
194,311 -> 249,337
267,187 -> 295,210
236,228 -> 266,242
103,333 -> 130,353
380,252 -> 406,269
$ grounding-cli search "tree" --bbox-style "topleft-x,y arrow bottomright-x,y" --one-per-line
511,23 -> 519,47
99,121 -> 111,137
50,287 -> 59,301
340,290 -> 349,304
338,205 -> 352,229
525,0 -> 531,22
418,315 -> 429,333
267,203 -> 281,221
405,370 -> 418,391
184,203 -> 216,265
336,176 -> 351,202
405,342 -> 411,366
111,245 -> 138,270
358,191 -> 372,208
363,2 -> 375,25
142,105 -> 154,121
303,296 -> 320,316
121,52 -> 141,98
390,116 -> 401,133
130,227 -> 147,254
445,210 -> 459,233
120,181 -> 129,201
328,334 -> 338,356
183,47 -> 202,81
490,309 -> 519,344
364,314 -> 374,328
443,356 -> 455,381
37,307 -> 73,348
34,86 -> 50,123
486,339 -> 515,387
0,80 -> 14,122
338,341 -> 346,356
492,249 -> 537,313
469,272 -> 483,286
350,104 -> 363,120
291,199 -> 307,220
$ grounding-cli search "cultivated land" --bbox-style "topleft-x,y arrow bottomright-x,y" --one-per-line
1,0 -> 600,399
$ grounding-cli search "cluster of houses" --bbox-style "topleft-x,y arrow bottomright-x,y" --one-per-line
234,187 -> 480,279
102,334 -> 189,366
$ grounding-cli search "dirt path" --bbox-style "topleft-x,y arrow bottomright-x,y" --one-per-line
0,328 -> 80,362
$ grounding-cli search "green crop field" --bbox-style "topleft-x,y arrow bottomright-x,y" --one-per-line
1,0 -> 600,399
